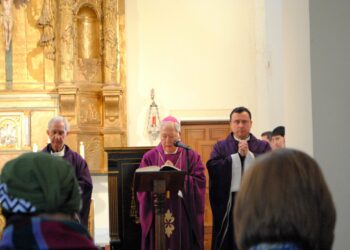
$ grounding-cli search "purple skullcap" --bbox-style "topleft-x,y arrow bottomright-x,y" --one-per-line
161,116 -> 180,124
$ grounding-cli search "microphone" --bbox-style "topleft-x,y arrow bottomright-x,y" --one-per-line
174,140 -> 191,150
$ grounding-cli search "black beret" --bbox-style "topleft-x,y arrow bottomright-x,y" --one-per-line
272,126 -> 285,137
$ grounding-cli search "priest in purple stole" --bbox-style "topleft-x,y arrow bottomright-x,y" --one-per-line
137,116 -> 206,250
42,116 -> 93,228
207,107 -> 271,250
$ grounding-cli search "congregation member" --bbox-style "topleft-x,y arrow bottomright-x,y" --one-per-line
137,116 -> 206,250
207,106 -> 271,250
260,131 -> 272,145
271,125 -> 286,150
0,152 -> 98,250
42,116 -> 93,227
234,149 -> 336,250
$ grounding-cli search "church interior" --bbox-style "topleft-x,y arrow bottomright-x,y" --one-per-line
0,0 -> 349,249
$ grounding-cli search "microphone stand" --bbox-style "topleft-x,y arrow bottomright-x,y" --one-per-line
174,140 -> 196,249
185,147 -> 195,250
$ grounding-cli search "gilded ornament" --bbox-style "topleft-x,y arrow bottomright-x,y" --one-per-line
38,0 -> 56,60
84,136 -> 102,170
164,209 -> 175,238
0,115 -> 22,150
78,58 -> 100,81
0,0 -> 126,172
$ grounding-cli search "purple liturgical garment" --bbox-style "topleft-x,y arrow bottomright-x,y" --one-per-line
42,144 -> 93,227
137,144 -> 206,250
207,133 -> 271,250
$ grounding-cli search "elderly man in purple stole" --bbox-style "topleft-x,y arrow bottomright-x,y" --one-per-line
207,107 -> 271,250
137,116 -> 206,250
42,116 -> 93,228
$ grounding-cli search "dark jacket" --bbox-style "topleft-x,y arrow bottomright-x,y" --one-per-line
206,133 -> 271,250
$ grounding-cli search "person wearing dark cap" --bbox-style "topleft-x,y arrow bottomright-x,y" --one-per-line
0,152 -> 98,250
261,131 -> 272,145
271,126 -> 286,150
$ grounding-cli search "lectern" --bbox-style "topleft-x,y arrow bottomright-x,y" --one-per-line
134,171 -> 185,250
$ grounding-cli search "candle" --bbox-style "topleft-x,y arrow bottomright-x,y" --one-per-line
33,143 -> 38,152
79,141 -> 85,159
152,115 -> 156,126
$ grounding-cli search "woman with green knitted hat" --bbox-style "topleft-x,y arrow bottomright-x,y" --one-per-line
0,152 -> 98,250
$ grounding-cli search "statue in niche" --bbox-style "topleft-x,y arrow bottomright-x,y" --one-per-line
1,0 -> 28,51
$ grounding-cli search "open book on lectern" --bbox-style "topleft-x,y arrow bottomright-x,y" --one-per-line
134,164 -> 185,193
135,164 -> 180,172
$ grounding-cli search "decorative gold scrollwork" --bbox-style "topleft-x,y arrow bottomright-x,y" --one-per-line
38,0 -> 56,60
164,209 -> 175,238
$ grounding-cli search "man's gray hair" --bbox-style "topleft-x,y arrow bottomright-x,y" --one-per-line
159,120 -> 181,133
48,116 -> 70,132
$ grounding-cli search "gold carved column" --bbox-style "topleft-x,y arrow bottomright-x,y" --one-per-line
54,0 -> 126,171
57,0 -> 74,85
102,0 -> 126,148
57,0 -> 77,128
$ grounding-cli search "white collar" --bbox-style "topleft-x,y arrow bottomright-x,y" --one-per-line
164,147 -> 178,155
234,135 -> 250,142
50,145 -> 65,157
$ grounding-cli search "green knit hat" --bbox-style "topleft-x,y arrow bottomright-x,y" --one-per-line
0,152 -> 81,215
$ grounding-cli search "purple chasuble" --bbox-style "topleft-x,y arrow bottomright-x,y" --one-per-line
42,144 -> 93,227
207,133 -> 271,250
137,144 -> 206,250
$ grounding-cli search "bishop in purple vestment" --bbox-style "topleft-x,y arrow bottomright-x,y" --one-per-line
207,107 -> 271,250
42,116 -> 93,228
137,116 -> 206,250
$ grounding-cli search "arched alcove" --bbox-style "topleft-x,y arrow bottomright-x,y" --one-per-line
77,6 -> 100,59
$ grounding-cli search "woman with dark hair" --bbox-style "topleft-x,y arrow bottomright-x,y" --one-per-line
234,149 -> 336,250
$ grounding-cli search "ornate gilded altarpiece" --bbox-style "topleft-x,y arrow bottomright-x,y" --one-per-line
0,0 -> 127,171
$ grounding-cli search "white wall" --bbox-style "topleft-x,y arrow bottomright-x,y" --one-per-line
281,0 -> 313,154
259,0 -> 283,132
264,0 -> 313,154
125,0 -> 313,154
126,0 -> 260,145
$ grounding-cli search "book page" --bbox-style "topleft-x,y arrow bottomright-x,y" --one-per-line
160,164 -> 180,171
135,166 -> 161,172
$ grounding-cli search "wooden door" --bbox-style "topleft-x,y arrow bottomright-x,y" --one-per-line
181,121 -> 230,250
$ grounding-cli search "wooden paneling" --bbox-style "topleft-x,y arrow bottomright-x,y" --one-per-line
106,147 -> 152,250
181,121 -> 230,250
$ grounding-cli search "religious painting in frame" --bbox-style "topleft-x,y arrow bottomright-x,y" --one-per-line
0,112 -> 25,150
